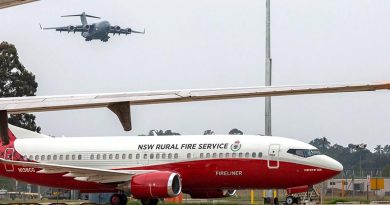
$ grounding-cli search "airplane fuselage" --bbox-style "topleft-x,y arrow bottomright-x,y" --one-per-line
0,134 -> 342,194
82,21 -> 111,42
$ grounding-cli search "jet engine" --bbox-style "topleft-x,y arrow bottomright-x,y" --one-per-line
189,189 -> 237,198
83,25 -> 93,31
130,171 -> 182,199
114,26 -> 121,31
67,25 -> 75,31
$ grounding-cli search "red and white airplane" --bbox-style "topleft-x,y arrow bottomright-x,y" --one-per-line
0,83 -> 389,205
1,124 -> 342,205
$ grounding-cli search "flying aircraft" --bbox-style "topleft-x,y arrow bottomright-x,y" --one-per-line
40,12 -> 145,42
0,124 -> 342,205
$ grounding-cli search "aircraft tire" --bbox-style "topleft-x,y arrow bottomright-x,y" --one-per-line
140,198 -> 159,205
286,196 -> 294,205
110,194 -> 127,205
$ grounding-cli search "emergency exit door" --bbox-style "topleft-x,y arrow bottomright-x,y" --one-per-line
4,148 -> 14,172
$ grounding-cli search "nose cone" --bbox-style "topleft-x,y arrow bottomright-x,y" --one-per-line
322,155 -> 343,172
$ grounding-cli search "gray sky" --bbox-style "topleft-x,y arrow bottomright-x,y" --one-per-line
1,0 -> 390,150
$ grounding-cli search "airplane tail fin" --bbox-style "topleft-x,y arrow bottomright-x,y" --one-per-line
61,12 -> 100,26
8,124 -> 50,140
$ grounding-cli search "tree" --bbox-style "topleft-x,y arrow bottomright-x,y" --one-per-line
147,129 -> 180,136
309,137 -> 331,153
203,130 -> 214,135
0,42 -> 40,133
374,145 -> 384,156
228,128 -> 243,135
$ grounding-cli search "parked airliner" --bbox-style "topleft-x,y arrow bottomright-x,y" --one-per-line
0,125 -> 342,205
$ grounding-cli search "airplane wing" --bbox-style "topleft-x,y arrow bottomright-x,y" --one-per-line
0,82 -> 389,144
41,25 -> 85,33
0,0 -> 38,9
109,27 -> 145,35
0,158 -> 154,183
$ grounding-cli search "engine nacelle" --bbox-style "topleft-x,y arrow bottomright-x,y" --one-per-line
126,28 -> 132,33
189,189 -> 237,199
68,25 -> 75,31
114,26 -> 121,31
84,25 -> 91,31
130,171 -> 182,199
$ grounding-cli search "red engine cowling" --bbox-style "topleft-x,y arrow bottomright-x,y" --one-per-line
189,189 -> 236,199
130,171 -> 182,199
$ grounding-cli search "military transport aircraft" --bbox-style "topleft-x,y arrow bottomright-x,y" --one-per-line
40,12 -> 145,42
0,82 -> 389,205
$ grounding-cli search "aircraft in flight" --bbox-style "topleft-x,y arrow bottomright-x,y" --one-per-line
0,124 -> 342,205
40,12 -> 145,42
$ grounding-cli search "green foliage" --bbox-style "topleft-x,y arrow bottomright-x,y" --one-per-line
310,137 -> 390,176
147,129 -> 181,136
228,128 -> 243,135
0,41 -> 40,132
326,198 -> 350,204
203,130 -> 214,135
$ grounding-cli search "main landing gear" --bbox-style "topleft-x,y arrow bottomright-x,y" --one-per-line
140,198 -> 159,205
110,193 -> 128,205
286,196 -> 299,205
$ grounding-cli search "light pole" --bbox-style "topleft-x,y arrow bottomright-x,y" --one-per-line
356,143 -> 367,178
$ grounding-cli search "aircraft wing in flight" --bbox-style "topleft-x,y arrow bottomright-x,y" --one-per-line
0,158 -> 154,183
109,26 -> 145,35
40,24 -> 85,33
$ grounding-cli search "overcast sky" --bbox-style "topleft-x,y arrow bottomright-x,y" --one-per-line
1,0 -> 389,150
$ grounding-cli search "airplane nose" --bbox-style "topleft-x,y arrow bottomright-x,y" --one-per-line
322,155 -> 343,172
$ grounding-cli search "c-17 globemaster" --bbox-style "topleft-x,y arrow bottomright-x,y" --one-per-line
40,12 -> 145,42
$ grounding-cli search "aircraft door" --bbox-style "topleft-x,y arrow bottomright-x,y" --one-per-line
3,148 -> 14,172
267,144 -> 280,169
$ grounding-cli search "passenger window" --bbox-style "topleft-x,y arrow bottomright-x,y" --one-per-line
59,155 -> 63,160
78,155 -> 82,160
41,155 -> 45,160
258,152 -> 263,158
239,152 -> 243,158
115,154 -> 119,159
136,154 -> 140,159
245,152 -> 249,158
143,154 -> 147,159
212,153 -> 217,158
109,154 -> 113,160
103,154 -> 107,160
219,153 -> 223,158
168,153 -> 172,159
47,155 -> 51,160
66,155 -> 70,160
150,154 -> 154,159
174,153 -> 178,159
187,153 -> 191,159
232,153 -> 237,158
225,153 -> 230,158
206,153 -> 210,158
72,155 -> 76,160
252,152 -> 256,158
122,154 -> 126,159
128,154 -> 132,159
96,154 -> 100,160
90,154 -> 94,160
156,154 -> 160,159
53,155 -> 57,160
35,155 -> 39,161
29,155 -> 33,160
200,153 -> 204,158
162,153 -> 166,159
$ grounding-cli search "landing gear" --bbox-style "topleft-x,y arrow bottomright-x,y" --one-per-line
286,196 -> 299,205
110,193 -> 127,205
140,198 -> 159,205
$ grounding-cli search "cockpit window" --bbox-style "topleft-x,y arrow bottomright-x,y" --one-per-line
287,149 -> 321,158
